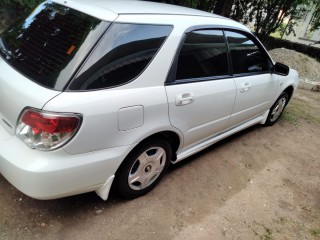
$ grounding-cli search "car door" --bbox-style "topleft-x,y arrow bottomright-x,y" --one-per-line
224,31 -> 279,128
165,30 -> 236,149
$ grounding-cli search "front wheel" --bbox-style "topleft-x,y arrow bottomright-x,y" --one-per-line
265,92 -> 289,126
115,138 -> 171,199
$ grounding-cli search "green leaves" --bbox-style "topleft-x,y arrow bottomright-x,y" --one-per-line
229,0 -> 318,42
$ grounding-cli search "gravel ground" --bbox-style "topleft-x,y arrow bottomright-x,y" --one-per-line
269,48 -> 320,82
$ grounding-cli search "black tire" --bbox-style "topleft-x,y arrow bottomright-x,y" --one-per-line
115,138 -> 171,199
265,92 -> 289,126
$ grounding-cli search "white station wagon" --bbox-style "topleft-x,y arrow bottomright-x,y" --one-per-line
0,0 -> 299,200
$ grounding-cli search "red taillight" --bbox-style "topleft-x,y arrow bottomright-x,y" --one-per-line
21,110 -> 79,134
16,108 -> 81,150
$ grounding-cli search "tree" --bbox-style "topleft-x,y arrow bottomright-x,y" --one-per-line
310,2 -> 320,32
229,0 -> 316,42
0,0 -> 42,26
214,0 -> 235,16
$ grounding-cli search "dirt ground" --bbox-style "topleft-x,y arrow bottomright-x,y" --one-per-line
0,89 -> 319,240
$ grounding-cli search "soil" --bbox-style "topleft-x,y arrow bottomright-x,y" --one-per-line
269,48 -> 320,82
0,89 -> 319,240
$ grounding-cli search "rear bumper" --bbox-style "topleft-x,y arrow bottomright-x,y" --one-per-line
0,124 -> 131,200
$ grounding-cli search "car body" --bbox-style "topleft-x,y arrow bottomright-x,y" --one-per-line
0,0 -> 299,200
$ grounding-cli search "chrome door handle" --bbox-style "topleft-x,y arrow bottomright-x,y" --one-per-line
176,93 -> 194,106
240,87 -> 251,93
240,82 -> 251,93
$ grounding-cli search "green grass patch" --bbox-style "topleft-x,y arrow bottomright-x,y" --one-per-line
263,227 -> 273,240
270,31 -> 282,38
281,98 -> 320,125
310,228 -> 320,237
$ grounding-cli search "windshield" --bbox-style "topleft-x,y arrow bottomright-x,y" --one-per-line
0,1 -> 109,91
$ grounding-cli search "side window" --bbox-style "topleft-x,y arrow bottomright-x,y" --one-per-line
69,23 -> 173,90
225,31 -> 271,75
176,30 -> 229,80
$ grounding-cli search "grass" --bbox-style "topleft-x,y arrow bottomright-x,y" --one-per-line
281,98 -> 320,125
270,31 -> 282,38
310,228 -> 320,237
263,227 -> 273,240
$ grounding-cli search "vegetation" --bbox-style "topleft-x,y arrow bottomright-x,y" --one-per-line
154,0 -> 320,43
228,0 -> 319,42
310,228 -> 320,237
281,97 -> 320,125
1,0 -> 319,43
0,0 -> 41,26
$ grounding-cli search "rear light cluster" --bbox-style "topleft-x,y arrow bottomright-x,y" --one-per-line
16,108 -> 81,151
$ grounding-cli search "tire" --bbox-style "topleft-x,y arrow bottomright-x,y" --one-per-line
265,92 -> 289,126
115,138 -> 171,199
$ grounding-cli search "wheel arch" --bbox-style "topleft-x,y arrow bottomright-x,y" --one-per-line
283,85 -> 294,102
114,130 -> 182,175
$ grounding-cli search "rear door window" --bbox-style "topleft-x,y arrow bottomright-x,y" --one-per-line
176,30 -> 229,81
69,23 -> 173,90
0,1 -> 109,91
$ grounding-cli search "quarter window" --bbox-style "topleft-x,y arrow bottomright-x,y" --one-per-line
225,31 -> 270,75
176,30 -> 229,80
70,23 -> 173,90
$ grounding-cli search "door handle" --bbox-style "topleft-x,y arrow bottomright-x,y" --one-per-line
240,82 -> 251,93
176,93 -> 194,106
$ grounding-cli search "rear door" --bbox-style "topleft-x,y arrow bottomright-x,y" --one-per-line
165,30 -> 236,149
225,31 -> 278,127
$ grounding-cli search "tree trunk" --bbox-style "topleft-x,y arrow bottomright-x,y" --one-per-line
214,0 -> 235,17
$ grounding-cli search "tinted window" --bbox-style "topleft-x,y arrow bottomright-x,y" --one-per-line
176,30 -> 229,80
226,31 -> 270,74
0,1 -> 108,90
70,23 -> 173,90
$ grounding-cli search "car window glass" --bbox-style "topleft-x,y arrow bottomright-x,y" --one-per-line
70,23 -> 173,90
225,31 -> 270,74
176,30 -> 229,80
0,1 -> 106,91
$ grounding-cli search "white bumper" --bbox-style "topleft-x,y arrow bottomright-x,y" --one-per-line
0,124 -> 131,200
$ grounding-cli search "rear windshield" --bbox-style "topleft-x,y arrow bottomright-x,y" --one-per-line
0,1 -> 109,91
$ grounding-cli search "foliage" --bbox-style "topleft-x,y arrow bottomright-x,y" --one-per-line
150,0 -> 217,12
229,0 -> 316,42
0,0 -> 41,25
1,0 -> 319,43
310,2 -> 320,31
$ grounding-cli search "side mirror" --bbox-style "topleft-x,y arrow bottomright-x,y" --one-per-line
273,62 -> 289,76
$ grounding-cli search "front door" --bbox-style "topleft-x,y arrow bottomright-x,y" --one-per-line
224,31 -> 279,127
165,30 -> 236,149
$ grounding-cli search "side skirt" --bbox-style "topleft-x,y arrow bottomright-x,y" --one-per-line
173,113 -> 267,164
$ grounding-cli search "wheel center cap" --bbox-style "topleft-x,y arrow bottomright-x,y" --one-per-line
145,165 -> 152,173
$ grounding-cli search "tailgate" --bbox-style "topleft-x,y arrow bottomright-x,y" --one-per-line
0,58 -> 60,135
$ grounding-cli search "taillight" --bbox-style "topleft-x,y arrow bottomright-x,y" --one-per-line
16,108 -> 81,151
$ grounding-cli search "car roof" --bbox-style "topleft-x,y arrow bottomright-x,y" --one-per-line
52,0 -> 224,20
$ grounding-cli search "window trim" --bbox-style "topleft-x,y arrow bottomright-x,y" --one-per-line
166,26 -> 274,85
224,29 -> 273,77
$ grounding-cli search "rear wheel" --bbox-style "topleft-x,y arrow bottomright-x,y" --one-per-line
115,138 -> 171,199
265,92 -> 289,126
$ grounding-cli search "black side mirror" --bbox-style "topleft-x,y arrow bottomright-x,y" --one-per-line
273,62 -> 289,76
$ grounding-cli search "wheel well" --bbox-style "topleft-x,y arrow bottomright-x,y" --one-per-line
114,131 -> 181,180
283,86 -> 294,101
141,131 -> 180,161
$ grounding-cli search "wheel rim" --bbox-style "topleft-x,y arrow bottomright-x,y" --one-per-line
270,97 -> 287,122
128,147 -> 166,191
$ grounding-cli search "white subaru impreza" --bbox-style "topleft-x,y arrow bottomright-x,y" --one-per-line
0,0 -> 299,200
